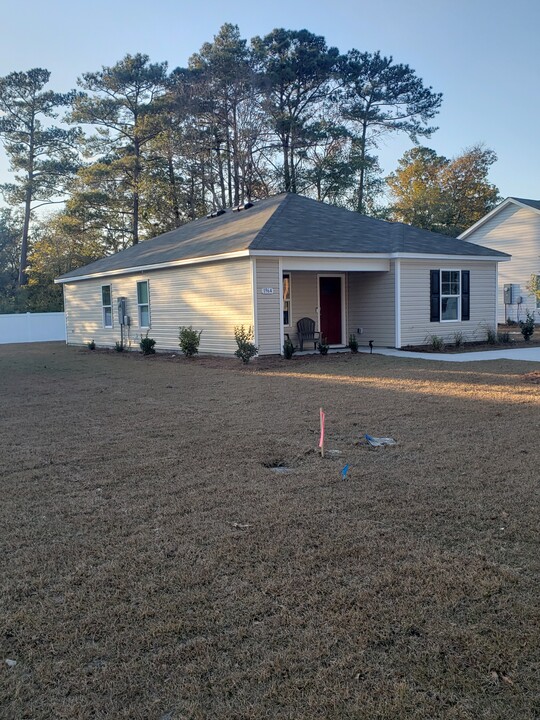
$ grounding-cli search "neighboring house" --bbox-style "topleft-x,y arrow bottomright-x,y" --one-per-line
55,193 -> 509,354
459,197 -> 540,324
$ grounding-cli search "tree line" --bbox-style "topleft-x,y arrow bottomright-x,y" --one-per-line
0,24 -> 500,312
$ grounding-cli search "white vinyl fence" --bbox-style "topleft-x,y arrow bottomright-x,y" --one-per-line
0,312 -> 66,344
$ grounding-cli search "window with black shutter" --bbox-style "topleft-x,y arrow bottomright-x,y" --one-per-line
430,270 -> 470,322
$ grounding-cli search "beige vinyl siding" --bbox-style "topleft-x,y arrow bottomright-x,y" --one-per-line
63,257 -> 253,353
286,271 -> 318,346
255,258 -> 281,355
464,203 -> 540,322
400,261 -> 497,346
348,267 -> 395,347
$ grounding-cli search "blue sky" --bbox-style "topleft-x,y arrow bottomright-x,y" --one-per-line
1,0 -> 539,200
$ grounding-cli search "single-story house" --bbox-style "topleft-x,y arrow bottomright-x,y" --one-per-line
458,197 -> 540,324
56,193 -> 510,354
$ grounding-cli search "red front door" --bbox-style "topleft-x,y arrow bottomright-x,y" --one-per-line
319,276 -> 342,345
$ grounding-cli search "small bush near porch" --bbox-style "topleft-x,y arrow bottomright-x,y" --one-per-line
1,344 -> 538,719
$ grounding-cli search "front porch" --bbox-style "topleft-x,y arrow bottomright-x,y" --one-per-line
280,268 -> 396,351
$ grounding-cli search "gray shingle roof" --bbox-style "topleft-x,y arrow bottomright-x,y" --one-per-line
509,197 -> 540,212
57,193 -> 508,281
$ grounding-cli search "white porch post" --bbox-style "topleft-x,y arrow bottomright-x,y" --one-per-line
278,258 -> 284,355
394,259 -> 401,348
251,257 -> 259,348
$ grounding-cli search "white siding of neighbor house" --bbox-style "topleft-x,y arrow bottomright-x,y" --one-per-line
348,267 -> 395,347
399,261 -> 497,346
63,257 -> 254,354
464,203 -> 540,323
255,258 -> 282,355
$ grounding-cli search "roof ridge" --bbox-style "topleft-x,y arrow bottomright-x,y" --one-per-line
248,193 -> 291,249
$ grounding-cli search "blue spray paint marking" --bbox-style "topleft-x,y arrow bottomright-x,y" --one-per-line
341,464 -> 350,480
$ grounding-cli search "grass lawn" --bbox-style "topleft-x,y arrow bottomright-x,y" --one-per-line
1,343 -> 539,719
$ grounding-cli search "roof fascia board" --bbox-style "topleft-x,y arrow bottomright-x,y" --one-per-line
252,250 -> 509,262
390,252 -> 510,262
249,249 -> 389,259
56,246 -> 509,285
55,249 -> 251,284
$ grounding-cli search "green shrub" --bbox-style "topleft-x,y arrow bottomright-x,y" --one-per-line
283,337 -> 295,359
497,331 -> 513,344
179,326 -> 202,357
234,325 -> 258,364
87,340 -> 96,350
425,334 -> 444,351
452,331 -> 464,348
485,325 -> 498,345
318,339 -> 329,355
348,334 -> 359,353
115,341 -> 124,352
140,331 -> 156,355
520,310 -> 535,341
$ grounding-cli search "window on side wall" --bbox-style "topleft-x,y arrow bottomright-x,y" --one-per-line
283,273 -> 291,327
137,280 -> 150,328
102,285 -> 112,328
430,270 -> 470,322
440,270 -> 461,321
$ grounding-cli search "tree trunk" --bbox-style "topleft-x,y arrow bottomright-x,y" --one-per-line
356,121 -> 368,214
18,118 -> 35,287
282,136 -> 291,192
133,138 -> 140,244
167,150 -> 181,227
232,103 -> 240,206
215,138 -> 227,209
18,183 -> 32,286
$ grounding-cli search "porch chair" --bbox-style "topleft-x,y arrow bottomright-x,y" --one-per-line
296,317 -> 320,351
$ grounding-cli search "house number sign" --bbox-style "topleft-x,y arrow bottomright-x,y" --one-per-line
261,287 -> 274,294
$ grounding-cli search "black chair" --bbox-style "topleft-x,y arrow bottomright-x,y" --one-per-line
297,317 -> 320,351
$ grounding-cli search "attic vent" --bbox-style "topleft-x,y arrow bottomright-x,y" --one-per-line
233,201 -> 254,212
206,208 -> 226,219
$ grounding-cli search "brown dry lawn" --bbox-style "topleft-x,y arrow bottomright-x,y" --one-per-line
1,343 -> 539,719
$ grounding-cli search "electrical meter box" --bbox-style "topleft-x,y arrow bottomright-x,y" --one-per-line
503,284 -> 513,304
117,297 -> 127,325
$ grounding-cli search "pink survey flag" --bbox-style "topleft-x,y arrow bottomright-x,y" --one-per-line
319,408 -> 325,449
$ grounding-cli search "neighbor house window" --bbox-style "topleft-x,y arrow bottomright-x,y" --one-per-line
137,280 -> 150,328
283,273 -> 291,326
430,270 -> 470,323
441,270 -> 461,321
102,285 -> 112,328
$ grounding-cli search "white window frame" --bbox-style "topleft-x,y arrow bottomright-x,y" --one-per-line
440,269 -> 461,322
101,285 -> 113,328
137,280 -> 150,328
283,272 -> 292,327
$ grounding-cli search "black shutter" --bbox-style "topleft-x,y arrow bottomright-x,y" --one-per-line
430,270 -> 440,322
461,270 -> 470,321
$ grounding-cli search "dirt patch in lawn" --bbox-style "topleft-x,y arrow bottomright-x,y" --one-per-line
1,343 -> 539,719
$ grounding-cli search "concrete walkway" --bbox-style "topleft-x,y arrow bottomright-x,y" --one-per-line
361,346 -> 540,363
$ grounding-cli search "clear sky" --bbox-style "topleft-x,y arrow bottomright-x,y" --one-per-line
1,0 -> 539,200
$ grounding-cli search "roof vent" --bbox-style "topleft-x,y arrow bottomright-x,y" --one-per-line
233,201 -> 254,212
206,208 -> 226,219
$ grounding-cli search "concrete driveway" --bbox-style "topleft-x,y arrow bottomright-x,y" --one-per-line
363,346 -> 540,363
